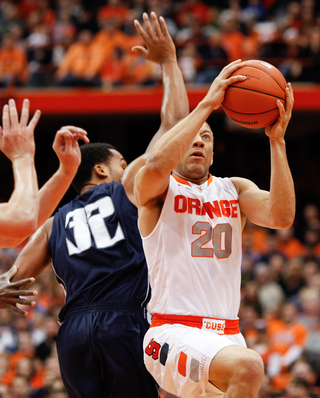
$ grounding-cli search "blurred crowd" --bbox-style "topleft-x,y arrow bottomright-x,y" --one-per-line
2,201 -> 320,397
0,0 -> 320,90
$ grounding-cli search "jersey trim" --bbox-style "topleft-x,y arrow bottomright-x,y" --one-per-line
172,174 -> 213,187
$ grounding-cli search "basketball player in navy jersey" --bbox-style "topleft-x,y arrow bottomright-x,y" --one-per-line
0,98 -> 88,315
11,13 -> 189,398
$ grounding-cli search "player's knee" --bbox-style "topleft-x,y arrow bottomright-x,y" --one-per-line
232,350 -> 265,389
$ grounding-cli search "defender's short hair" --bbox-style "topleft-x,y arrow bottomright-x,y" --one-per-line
72,143 -> 116,194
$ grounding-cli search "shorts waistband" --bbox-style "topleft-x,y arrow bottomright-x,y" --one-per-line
62,303 -> 147,320
151,313 -> 240,335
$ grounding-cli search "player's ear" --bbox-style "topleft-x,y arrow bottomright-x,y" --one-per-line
94,164 -> 109,179
211,152 -> 214,166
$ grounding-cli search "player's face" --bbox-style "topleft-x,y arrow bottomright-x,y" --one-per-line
174,122 -> 214,182
108,149 -> 127,182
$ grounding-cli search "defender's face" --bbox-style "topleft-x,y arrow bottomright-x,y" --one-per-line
174,123 -> 214,181
108,149 -> 127,182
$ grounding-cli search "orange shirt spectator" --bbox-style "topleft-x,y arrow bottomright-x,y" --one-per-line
219,12 -> 245,61
122,52 -> 157,86
0,34 -> 28,87
92,18 -> 143,61
176,0 -> 211,26
221,30 -> 245,61
98,0 -> 129,24
267,303 -> 308,391
56,30 -> 102,86
275,227 -> 306,259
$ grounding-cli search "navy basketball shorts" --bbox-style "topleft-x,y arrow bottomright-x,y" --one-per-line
56,305 -> 159,398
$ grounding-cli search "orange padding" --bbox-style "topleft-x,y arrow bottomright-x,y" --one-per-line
151,313 -> 240,335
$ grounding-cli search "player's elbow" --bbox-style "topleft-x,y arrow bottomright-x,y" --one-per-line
273,209 -> 295,229
14,208 -> 39,238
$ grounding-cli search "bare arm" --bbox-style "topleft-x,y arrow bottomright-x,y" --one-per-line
231,83 -> 295,229
37,126 -> 89,227
11,218 -> 53,283
121,12 -> 189,203
0,99 -> 41,247
134,60 -> 247,207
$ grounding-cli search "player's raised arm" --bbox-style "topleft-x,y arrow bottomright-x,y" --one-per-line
37,126 -> 89,227
0,99 -> 41,247
231,83 -> 295,229
121,12 -> 189,203
134,60 -> 247,208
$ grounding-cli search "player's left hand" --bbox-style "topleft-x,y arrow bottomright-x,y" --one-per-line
265,83 -> 294,140
132,12 -> 176,65
0,265 -> 37,316
53,126 -> 89,176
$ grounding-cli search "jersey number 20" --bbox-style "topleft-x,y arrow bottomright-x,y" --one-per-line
192,222 -> 232,258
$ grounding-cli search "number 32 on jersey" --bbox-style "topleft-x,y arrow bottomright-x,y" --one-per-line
65,197 -> 125,255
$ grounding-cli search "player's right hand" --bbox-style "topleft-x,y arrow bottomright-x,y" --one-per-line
132,12 -> 176,65
52,126 -> 89,176
0,99 -> 41,161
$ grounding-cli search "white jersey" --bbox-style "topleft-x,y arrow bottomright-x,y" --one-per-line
142,174 -> 243,320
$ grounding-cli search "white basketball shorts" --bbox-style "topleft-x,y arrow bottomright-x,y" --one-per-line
143,324 -> 247,398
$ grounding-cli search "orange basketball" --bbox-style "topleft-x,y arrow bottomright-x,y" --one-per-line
222,60 -> 287,129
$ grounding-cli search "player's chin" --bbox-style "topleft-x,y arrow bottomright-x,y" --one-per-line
187,165 -> 209,178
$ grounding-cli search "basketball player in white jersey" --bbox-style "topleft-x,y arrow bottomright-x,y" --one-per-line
134,60 -> 295,398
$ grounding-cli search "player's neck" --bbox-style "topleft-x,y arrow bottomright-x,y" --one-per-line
172,171 -> 209,186
81,183 -> 98,194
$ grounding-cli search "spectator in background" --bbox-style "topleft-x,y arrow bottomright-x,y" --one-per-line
177,41 -> 198,83
90,16 -> 152,87
298,287 -> 320,375
307,27 -> 320,83
267,302 -> 308,390
35,316 -> 59,362
25,22 -> 53,87
254,262 -> 286,315
280,258 -> 305,304
10,373 -> 32,398
50,7 -> 77,68
97,0 -> 129,26
258,374 -> 275,398
0,33 -> 28,88
175,0 -> 211,28
277,376 -> 315,398
194,29 -> 228,84
218,10 -> 245,61
275,227 -> 306,260
302,260 -> 320,287
55,29 -> 102,87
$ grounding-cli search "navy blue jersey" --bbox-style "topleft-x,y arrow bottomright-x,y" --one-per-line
49,182 -> 151,322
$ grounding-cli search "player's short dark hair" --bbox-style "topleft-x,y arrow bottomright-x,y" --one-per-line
72,143 -> 116,194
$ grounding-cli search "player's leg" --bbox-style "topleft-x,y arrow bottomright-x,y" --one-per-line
208,345 -> 264,398
56,313 -> 105,398
143,324 -> 240,398
95,308 -> 159,398
159,387 -> 179,398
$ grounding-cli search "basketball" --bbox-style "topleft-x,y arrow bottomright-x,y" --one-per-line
222,60 -> 287,129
